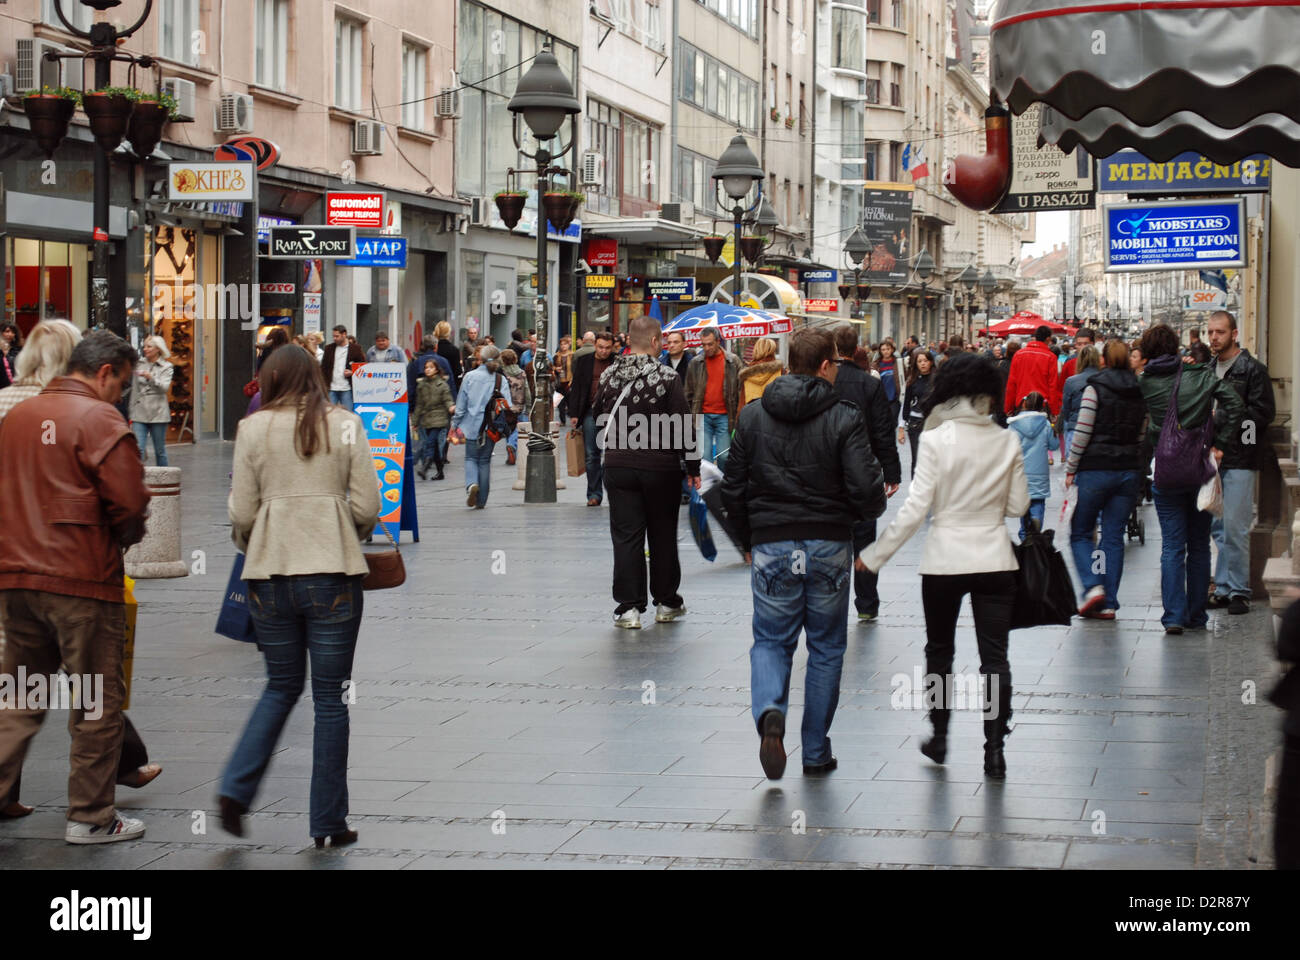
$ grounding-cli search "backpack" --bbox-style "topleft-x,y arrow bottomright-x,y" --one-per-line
504,370 -> 528,413
481,372 -> 518,443
1153,363 -> 1216,490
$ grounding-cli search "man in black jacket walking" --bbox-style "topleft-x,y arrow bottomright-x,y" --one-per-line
723,328 -> 886,779
1207,311 -> 1276,613
569,331 -> 618,506
833,324 -> 901,622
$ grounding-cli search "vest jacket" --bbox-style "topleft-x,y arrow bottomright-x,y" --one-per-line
1077,367 -> 1145,473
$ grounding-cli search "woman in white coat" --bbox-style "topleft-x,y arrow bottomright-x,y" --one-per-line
857,353 -> 1029,779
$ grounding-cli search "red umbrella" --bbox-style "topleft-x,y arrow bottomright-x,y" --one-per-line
987,314 -> 1067,337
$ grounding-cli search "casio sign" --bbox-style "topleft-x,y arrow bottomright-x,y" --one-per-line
267,226 -> 356,259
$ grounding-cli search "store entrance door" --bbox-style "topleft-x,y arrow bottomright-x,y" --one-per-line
486,263 -> 514,345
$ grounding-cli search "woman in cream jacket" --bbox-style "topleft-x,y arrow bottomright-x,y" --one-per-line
219,345 -> 380,848
858,353 -> 1029,780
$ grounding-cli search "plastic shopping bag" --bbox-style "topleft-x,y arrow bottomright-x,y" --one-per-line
1197,460 -> 1223,517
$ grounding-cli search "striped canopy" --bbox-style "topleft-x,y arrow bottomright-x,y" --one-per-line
660,304 -> 794,344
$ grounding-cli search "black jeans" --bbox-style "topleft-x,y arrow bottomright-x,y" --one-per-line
906,425 -> 922,479
605,466 -> 684,614
851,521 -> 879,615
1278,730 -> 1300,869
920,571 -> 1016,714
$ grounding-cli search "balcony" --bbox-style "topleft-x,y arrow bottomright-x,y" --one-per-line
864,79 -> 880,104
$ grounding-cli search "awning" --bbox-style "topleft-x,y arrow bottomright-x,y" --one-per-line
660,304 -> 794,343
991,1 -> 1300,127
1037,106 -> 1300,167
584,216 -> 711,246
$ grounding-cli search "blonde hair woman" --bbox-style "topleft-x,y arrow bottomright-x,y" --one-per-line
739,338 -> 782,407
433,319 -> 463,393
128,334 -> 174,466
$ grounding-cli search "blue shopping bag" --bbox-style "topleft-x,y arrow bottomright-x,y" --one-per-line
215,553 -> 257,643
688,487 -> 717,562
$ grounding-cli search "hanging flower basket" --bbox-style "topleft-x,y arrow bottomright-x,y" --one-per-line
701,235 -> 726,263
838,283 -> 853,301
82,89 -> 136,152
739,235 -> 766,265
493,191 -> 526,231
24,88 -> 78,158
127,99 -> 171,160
542,191 -> 582,231
856,283 -> 872,300
770,108 -> 780,123
784,117 -> 795,130
565,192 -> 585,224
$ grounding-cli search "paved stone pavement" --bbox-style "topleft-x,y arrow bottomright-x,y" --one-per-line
0,435 -> 1285,870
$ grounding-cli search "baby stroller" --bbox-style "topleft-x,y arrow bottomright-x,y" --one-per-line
1126,469 -> 1152,545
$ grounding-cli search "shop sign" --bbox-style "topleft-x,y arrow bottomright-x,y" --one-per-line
351,362 -> 408,544
800,268 -> 837,283
992,102 -> 1097,213
267,226 -> 356,259
803,298 -> 839,312
259,282 -> 295,294
1098,150 -> 1272,194
303,293 -> 322,334
585,274 -> 616,289
1104,199 -> 1245,272
257,214 -> 295,243
586,238 -> 618,268
645,278 -> 695,301
168,162 -> 254,201
337,236 -> 408,269
214,136 -> 280,171
1182,289 -> 1228,310
326,192 -> 386,229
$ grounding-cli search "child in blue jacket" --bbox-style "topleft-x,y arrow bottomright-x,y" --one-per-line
1007,391 -> 1051,541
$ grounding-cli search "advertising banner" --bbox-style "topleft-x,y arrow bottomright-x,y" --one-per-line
803,298 -> 839,312
327,191 -> 386,228
352,363 -> 408,542
337,236 -> 409,269
168,162 -> 254,201
586,237 -> 618,268
799,268 -> 838,283
645,278 -> 696,301
1104,199 -> 1246,272
1098,151 -> 1272,194
303,293 -> 322,334
859,183 -> 915,283
993,103 -> 1097,213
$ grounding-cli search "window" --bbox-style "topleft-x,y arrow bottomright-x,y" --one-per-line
585,99 -> 621,215
677,42 -> 758,131
890,64 -> 903,106
891,0 -> 903,28
645,0 -> 665,52
43,0 -> 93,32
616,0 -> 639,37
694,0 -> 758,39
864,78 -> 880,104
831,9 -> 863,70
840,102 -> 863,179
401,42 -> 427,130
255,0 -> 289,91
673,146 -> 723,216
335,17 -> 364,111
866,0 -> 880,22
159,0 -> 200,66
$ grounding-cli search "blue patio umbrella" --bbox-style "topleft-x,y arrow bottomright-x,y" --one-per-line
649,295 -> 663,325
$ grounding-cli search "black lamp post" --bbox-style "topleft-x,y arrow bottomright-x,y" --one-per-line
979,268 -> 998,338
50,0 -> 155,335
842,226 -> 871,323
507,40 -> 581,504
958,264 -> 978,344
712,133 -> 763,309
915,249 -> 935,342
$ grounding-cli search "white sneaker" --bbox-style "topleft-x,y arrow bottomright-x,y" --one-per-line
66,814 -> 146,845
1078,584 -> 1106,617
655,604 -> 686,623
466,483 -> 480,508
614,610 -> 642,630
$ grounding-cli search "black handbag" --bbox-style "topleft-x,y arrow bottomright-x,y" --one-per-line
1010,520 -> 1076,629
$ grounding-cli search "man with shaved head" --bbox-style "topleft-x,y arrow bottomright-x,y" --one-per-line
592,314 -> 700,630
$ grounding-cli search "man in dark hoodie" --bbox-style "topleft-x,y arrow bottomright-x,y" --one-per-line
594,315 -> 701,630
722,328 -> 886,779
833,325 -> 901,622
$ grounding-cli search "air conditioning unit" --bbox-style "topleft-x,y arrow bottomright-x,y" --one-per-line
215,92 -> 254,133
352,119 -> 384,155
16,37 -> 82,93
656,202 -> 692,223
161,77 -> 196,122
580,150 -> 604,187
434,88 -> 461,119
469,196 -> 491,227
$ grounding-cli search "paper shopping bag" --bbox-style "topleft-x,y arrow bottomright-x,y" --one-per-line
122,575 -> 138,710
566,428 -> 586,477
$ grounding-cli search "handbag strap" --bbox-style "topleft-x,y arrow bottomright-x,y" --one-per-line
598,382 -> 633,447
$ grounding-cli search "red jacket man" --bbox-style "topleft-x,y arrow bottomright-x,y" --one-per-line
1004,327 -> 1062,415
1055,327 -> 1096,401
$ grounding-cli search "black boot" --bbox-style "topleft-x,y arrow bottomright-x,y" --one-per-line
920,707 -> 949,764
983,674 -> 1012,779
433,460 -> 445,480
416,458 -> 429,480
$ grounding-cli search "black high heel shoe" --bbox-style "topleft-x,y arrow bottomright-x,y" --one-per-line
218,795 -> 247,836
313,829 -> 358,849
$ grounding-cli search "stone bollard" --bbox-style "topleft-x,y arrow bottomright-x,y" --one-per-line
124,466 -> 189,579
512,421 -> 566,491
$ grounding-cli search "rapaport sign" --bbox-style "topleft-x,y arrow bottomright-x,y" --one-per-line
267,226 -> 356,260
1104,199 -> 1245,272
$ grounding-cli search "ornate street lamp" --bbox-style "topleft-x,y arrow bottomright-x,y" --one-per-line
711,133 -> 763,307
979,268 -> 998,336
508,40 -> 581,504
841,227 -> 872,322
49,0 -> 157,334
915,248 -> 935,342
958,264 -> 978,344
742,197 -> 779,268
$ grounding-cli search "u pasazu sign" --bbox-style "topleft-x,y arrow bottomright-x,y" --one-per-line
168,162 -> 254,201
1104,199 -> 1245,272
266,226 -> 356,259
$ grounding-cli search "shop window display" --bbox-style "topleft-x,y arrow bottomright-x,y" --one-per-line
149,227 -> 197,442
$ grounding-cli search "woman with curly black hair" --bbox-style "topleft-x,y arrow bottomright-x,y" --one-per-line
857,353 -> 1028,779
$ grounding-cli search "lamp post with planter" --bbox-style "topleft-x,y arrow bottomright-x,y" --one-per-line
711,133 -> 764,309
915,249 -> 935,343
840,227 -> 872,326
506,40 -> 581,504
979,268 -> 998,342
958,264 -> 979,345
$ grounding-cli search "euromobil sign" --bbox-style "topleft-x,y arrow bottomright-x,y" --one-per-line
326,192 -> 386,229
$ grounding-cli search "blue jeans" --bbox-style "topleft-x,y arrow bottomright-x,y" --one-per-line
221,574 -> 363,837
699,413 -> 732,470
1019,498 -> 1046,541
581,411 -> 604,503
1070,469 -> 1139,610
1153,485 -> 1213,629
420,427 -> 448,466
329,389 -> 353,412
1211,468 -> 1255,599
464,436 -> 495,506
507,426 -> 519,452
749,539 -> 851,766
131,421 -> 168,466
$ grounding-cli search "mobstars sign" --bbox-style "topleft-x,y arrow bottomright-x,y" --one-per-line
267,226 -> 356,259
1104,199 -> 1245,273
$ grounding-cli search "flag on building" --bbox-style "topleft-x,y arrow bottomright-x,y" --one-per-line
1199,269 -> 1228,294
909,144 -> 929,181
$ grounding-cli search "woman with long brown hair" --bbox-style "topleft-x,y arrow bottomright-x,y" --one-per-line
219,345 -> 381,846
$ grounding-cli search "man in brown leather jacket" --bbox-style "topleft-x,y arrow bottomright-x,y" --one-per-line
0,331 -> 152,844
